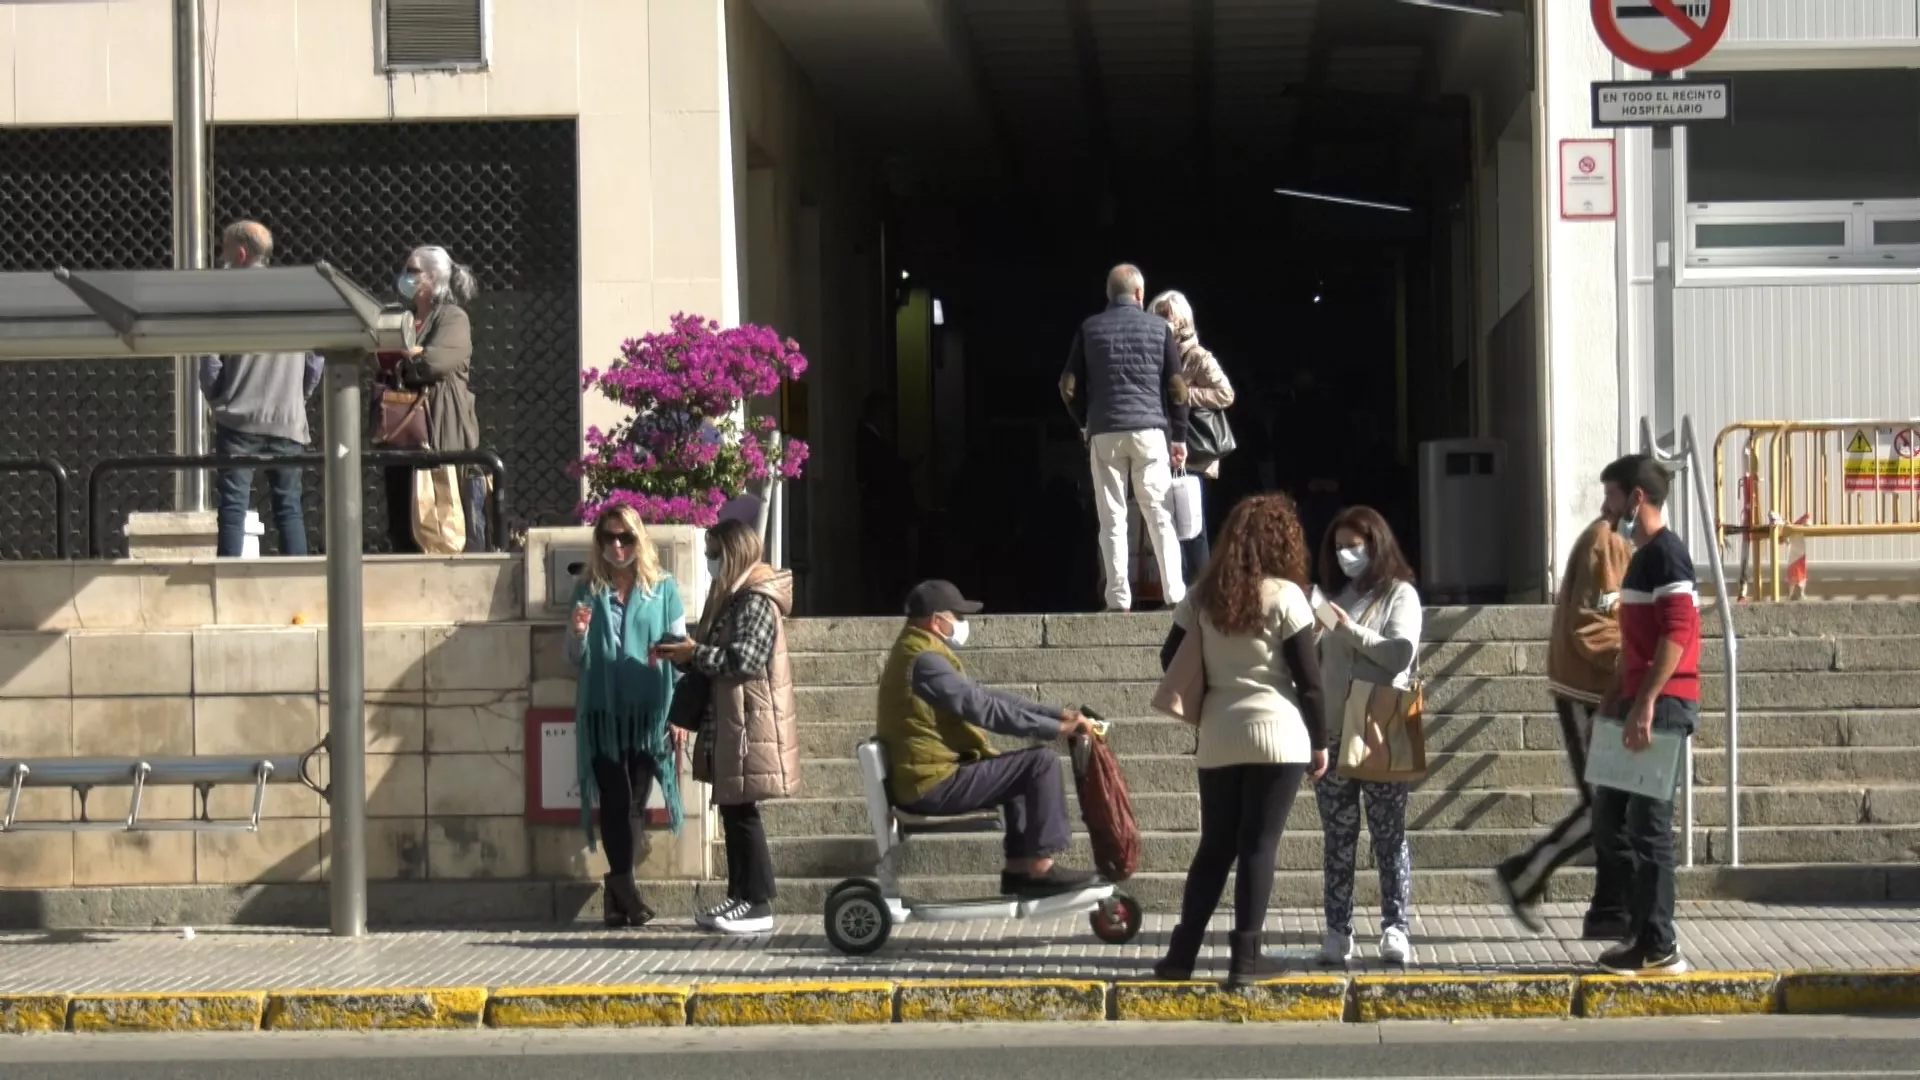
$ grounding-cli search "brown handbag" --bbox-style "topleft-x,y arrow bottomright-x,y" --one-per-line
374,381 -> 429,449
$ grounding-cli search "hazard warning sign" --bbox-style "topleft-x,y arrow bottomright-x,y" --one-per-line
1843,428 -> 1920,492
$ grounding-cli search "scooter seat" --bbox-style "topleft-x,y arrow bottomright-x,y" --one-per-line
891,807 -> 1001,835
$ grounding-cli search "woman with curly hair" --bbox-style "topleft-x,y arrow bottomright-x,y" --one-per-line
1152,494 -> 1330,985
1314,505 -> 1423,967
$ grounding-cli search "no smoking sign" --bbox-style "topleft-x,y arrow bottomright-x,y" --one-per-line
1592,0 -> 1732,73
1560,139 -> 1616,221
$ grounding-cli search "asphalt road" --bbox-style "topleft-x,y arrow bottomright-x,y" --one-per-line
4,1017 -> 1920,1080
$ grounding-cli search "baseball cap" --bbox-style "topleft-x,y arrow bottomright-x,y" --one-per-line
905,580 -> 984,620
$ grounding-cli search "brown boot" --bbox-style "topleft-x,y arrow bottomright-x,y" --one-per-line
1152,923 -> 1206,981
603,873 -> 655,928
1225,930 -> 1263,987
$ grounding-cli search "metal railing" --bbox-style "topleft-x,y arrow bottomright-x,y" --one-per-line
0,457 -> 73,559
3,749 -> 326,834
1642,416 -> 1742,868
1713,419 -> 1920,602
86,449 -> 509,558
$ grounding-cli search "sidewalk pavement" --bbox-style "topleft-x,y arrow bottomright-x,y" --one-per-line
2,903 -> 1917,1033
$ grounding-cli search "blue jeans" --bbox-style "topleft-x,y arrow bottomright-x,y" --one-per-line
213,427 -> 308,557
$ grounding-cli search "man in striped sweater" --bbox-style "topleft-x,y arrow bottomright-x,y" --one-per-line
1494,499 -> 1635,940
1593,454 -> 1701,976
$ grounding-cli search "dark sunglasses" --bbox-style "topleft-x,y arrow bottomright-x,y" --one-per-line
597,530 -> 636,548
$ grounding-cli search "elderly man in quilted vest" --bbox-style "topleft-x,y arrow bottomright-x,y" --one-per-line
875,580 -> 1097,896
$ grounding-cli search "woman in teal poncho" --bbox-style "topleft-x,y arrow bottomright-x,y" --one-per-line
565,505 -> 685,928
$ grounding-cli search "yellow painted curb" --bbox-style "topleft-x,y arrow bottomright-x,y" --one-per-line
1781,970 -> 1920,1015
264,987 -> 487,1031
1578,972 -> 1777,1019
486,985 -> 691,1029
1112,978 -> 1348,1023
1351,975 -> 1575,1023
896,980 -> 1106,1023
68,992 -> 265,1033
689,982 -> 894,1026
0,994 -> 70,1035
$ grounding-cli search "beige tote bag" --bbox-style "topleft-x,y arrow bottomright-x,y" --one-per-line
412,465 -> 467,555
1150,620 -> 1206,727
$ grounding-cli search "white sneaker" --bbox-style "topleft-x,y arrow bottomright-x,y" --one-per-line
712,901 -> 774,936
1318,930 -> 1354,966
1380,926 -> 1412,965
696,897 -> 746,931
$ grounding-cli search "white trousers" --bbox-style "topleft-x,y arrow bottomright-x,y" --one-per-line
1089,429 -> 1185,612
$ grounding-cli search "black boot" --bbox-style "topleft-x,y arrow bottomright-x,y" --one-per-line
1152,923 -> 1205,981
603,873 -> 655,928
1225,931 -> 1263,988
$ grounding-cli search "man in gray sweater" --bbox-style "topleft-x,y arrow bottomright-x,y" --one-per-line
1059,264 -> 1191,612
199,221 -> 322,556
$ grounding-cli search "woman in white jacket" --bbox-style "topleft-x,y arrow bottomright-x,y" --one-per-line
1314,505 -> 1423,967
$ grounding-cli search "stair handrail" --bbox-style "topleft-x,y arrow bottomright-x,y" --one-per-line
1641,415 -> 1742,868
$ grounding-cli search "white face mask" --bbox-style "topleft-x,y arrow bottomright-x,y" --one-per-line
942,616 -> 971,649
603,544 -> 636,569
706,555 -> 722,581
1615,508 -> 1639,542
1336,546 -> 1370,580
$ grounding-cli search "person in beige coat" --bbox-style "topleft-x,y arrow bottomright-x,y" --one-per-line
656,518 -> 798,935
1151,290 -> 1235,584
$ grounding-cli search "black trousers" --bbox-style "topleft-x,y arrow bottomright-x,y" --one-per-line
1505,697 -> 1631,922
592,752 -> 657,877
719,802 -> 777,904
384,466 -> 419,553
1176,763 -> 1307,934
1592,697 -> 1696,955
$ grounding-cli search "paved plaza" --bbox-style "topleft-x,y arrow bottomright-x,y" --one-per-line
1,903 -> 1914,994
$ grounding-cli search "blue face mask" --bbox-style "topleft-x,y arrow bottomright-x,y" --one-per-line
396,272 -> 420,301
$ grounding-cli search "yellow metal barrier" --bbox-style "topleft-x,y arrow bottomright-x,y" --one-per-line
1714,419 -> 1920,601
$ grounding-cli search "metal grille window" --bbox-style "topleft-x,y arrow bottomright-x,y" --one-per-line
381,0 -> 491,72
0,120 -> 580,559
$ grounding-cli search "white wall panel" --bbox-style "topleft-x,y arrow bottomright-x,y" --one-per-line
1727,0 -> 1918,44
1674,284 -> 1920,565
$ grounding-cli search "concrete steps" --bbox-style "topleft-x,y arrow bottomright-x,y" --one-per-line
727,605 -> 1920,906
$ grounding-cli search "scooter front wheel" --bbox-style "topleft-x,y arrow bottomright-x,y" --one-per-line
1090,891 -> 1143,944
825,882 -> 894,956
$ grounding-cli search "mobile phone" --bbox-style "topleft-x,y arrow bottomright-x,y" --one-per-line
1314,601 -> 1340,632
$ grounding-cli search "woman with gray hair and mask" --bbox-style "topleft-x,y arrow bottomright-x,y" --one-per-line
381,245 -> 483,552
1151,289 -> 1235,583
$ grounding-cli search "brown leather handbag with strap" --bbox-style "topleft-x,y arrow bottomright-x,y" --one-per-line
374,377 -> 429,449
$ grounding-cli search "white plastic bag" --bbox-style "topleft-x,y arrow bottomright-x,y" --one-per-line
1169,471 -> 1204,541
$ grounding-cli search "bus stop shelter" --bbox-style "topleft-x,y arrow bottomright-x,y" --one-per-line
0,264 -> 409,937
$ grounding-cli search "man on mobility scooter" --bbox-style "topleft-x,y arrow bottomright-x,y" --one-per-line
821,580 -> 1145,955
881,580 -> 1097,895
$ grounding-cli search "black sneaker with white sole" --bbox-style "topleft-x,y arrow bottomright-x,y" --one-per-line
1597,941 -> 1689,976
712,901 -> 774,935
696,897 -> 746,931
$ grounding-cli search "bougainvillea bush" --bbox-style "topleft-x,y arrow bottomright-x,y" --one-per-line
576,314 -> 810,527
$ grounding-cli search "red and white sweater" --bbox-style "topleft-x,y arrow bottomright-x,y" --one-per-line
1619,527 -> 1701,704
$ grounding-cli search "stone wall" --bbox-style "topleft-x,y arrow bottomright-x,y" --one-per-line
0,541 -> 707,898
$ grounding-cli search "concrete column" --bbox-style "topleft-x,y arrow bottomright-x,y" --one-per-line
1532,0 -> 1623,590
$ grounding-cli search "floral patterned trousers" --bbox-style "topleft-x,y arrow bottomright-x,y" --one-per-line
1316,773 -> 1413,936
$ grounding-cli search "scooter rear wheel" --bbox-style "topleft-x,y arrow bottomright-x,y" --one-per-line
825,883 -> 893,956
1090,891 -> 1143,944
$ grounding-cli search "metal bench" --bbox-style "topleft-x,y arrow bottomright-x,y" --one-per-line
2,749 -> 326,834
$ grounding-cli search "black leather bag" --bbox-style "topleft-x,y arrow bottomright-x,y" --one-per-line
1187,405 -> 1237,467
667,669 -> 711,733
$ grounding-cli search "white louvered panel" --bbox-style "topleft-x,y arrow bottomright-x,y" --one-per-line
1727,0 -> 1918,44
1674,283 -> 1920,565
383,0 -> 487,70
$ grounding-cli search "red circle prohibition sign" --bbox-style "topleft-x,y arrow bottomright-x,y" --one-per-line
1591,0 -> 1732,73
1579,157 -> 1597,174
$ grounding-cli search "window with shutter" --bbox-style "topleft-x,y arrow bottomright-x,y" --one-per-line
381,0 -> 490,72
